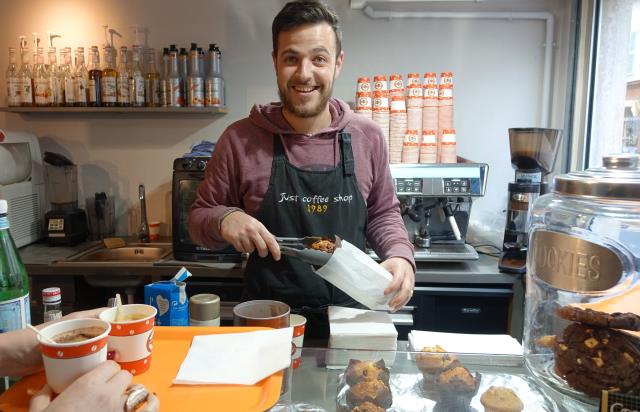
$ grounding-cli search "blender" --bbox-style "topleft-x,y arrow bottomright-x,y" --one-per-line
498,128 -> 562,274
43,152 -> 88,246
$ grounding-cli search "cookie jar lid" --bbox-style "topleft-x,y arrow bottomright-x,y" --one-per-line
553,154 -> 640,200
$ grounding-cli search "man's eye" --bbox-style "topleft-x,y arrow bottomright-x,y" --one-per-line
314,56 -> 327,64
284,56 -> 297,64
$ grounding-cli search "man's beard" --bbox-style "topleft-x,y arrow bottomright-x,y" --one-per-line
278,82 -> 333,118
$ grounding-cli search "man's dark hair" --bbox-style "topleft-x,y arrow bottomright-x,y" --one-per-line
272,1 -> 342,58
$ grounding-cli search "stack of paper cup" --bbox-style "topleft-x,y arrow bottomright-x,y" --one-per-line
355,77 -> 372,119
406,83 -> 423,135
440,128 -> 457,163
389,94 -> 407,163
372,75 -> 390,149
388,74 -> 404,99
407,72 -> 421,87
401,129 -> 420,163
419,129 -> 438,163
438,72 -> 454,163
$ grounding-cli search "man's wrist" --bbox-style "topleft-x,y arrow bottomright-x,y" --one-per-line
218,208 -> 243,231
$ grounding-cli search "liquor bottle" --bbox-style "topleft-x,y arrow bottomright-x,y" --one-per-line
101,46 -> 117,107
0,199 -> 31,334
144,48 -> 160,107
159,47 -> 169,107
187,44 -> 203,107
33,48 -> 50,106
179,47 -> 188,105
87,46 -> 102,107
129,46 -> 145,107
60,48 -> 75,106
116,46 -> 130,107
167,50 -> 183,107
205,44 -> 225,107
6,47 -> 20,107
48,47 -> 64,106
42,287 -> 62,322
74,47 -> 88,106
18,47 -> 34,107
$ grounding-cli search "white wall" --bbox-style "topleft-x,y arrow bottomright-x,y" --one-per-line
0,0 -> 574,246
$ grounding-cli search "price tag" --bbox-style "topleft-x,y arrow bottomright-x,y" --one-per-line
601,390 -> 640,412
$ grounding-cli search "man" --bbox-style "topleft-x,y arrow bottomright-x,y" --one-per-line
189,0 -> 415,339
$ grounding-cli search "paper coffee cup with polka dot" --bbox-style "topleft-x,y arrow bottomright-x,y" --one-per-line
99,304 -> 157,375
37,317 -> 111,393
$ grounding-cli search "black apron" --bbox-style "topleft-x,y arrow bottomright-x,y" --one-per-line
243,131 -> 368,340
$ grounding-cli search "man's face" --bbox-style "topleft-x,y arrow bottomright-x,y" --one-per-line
273,23 -> 344,119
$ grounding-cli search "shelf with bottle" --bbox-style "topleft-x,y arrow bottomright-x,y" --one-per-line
0,106 -> 227,114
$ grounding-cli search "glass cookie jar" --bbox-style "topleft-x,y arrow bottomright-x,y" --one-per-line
523,154 -> 640,404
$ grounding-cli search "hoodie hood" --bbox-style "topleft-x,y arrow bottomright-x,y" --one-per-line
249,98 -> 353,136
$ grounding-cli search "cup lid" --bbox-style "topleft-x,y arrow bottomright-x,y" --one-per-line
189,293 -> 220,321
553,154 -> 640,200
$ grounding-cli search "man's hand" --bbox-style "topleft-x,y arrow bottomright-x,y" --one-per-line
220,211 -> 281,260
381,257 -> 415,312
29,361 -> 133,412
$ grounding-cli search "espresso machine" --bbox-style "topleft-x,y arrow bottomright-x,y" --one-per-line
498,128 -> 562,273
387,163 -> 488,261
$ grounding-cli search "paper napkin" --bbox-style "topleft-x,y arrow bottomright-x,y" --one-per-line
173,327 -> 293,385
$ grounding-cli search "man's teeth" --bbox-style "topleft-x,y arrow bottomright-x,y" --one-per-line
293,86 -> 316,92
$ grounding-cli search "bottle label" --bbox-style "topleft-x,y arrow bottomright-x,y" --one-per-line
75,77 -> 87,103
88,79 -> 97,103
205,78 -> 224,106
34,78 -> 50,105
0,294 -> 31,333
145,78 -> 160,105
20,78 -> 32,104
169,78 -> 182,106
101,77 -> 117,103
117,74 -> 130,104
7,78 -> 20,106
44,309 -> 63,322
53,77 -> 64,104
0,216 -> 8,230
130,76 -> 145,104
189,78 -> 204,106
64,77 -> 76,104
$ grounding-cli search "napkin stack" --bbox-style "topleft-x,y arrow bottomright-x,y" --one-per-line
326,306 -> 398,367
408,330 -> 523,366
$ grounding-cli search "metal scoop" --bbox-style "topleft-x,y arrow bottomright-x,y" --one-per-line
276,236 -> 334,267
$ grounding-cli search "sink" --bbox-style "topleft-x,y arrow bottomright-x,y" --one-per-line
62,242 -> 172,265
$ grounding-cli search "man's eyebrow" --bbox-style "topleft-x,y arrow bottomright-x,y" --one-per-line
311,46 -> 330,55
280,46 -> 331,56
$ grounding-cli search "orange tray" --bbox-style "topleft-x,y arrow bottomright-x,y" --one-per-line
0,326 -> 284,412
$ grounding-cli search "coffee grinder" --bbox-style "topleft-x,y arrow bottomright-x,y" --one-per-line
43,152 -> 88,246
498,128 -> 562,274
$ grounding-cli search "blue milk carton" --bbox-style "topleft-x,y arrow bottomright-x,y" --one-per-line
144,267 -> 191,326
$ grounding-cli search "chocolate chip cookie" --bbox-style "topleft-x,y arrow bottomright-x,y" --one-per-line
556,306 -> 640,331
554,322 -> 640,397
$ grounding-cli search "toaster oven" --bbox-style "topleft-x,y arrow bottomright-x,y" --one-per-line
172,156 -> 241,262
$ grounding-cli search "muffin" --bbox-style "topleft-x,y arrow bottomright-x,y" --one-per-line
435,365 -> 480,408
480,386 -> 524,412
346,379 -> 393,409
345,359 -> 390,386
416,345 -> 458,374
350,401 -> 387,412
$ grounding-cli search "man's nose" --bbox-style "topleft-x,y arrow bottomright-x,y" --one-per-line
295,58 -> 313,80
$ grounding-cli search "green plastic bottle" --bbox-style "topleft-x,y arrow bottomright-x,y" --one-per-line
0,199 -> 31,334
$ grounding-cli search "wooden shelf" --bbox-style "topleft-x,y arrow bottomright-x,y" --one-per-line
0,106 -> 227,115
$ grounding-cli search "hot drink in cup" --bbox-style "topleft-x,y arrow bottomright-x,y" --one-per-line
38,318 -> 111,393
99,304 -> 157,375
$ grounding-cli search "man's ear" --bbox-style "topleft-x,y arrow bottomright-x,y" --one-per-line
334,50 -> 345,78
272,51 -> 277,72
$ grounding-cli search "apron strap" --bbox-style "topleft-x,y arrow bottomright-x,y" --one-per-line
339,131 -> 355,177
269,134 -> 287,186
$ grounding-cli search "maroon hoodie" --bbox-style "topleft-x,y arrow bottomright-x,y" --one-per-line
189,98 -> 415,268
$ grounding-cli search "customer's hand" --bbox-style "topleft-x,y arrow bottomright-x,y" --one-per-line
381,257 -> 415,312
220,211 -> 281,260
29,361 -> 132,412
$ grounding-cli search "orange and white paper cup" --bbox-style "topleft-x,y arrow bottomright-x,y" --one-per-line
99,304 -> 157,375
38,318 -> 111,393
290,314 -> 307,369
